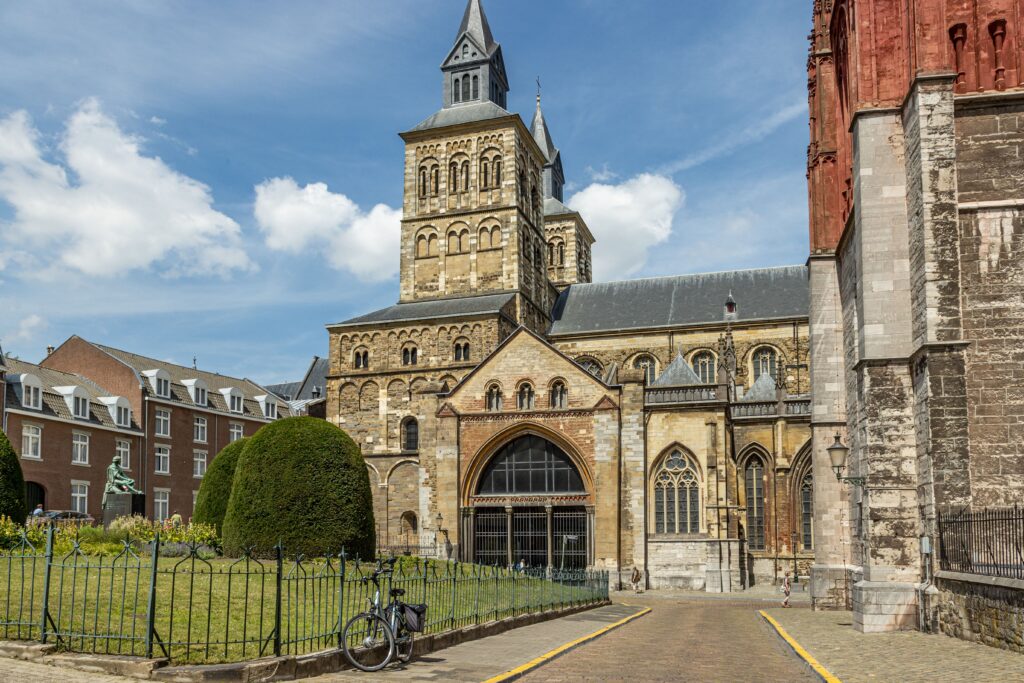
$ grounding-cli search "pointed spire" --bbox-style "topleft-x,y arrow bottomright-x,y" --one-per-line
530,89 -> 558,162
651,352 -> 705,387
456,0 -> 496,53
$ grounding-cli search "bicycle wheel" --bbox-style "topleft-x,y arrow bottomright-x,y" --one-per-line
394,624 -> 414,663
342,612 -> 395,672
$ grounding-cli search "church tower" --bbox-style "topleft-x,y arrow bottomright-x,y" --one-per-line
398,0 -> 554,333
531,95 -> 594,289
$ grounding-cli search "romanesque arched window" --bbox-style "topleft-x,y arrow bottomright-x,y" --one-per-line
453,339 -> 470,362
517,383 -> 535,410
418,168 -> 427,198
692,351 -> 716,384
481,159 -> 490,189
447,231 -> 461,254
461,161 -> 470,192
744,458 -> 766,550
472,75 -> 479,100
801,471 -> 814,550
431,166 -> 439,196
402,417 -> 419,451
486,384 -> 503,412
493,159 -> 502,185
653,449 -> 700,534
633,355 -> 657,384
752,347 -> 778,381
462,76 -> 470,102
549,381 -> 568,409
449,162 -> 459,193
400,511 -> 418,542
556,243 -> 564,266
402,345 -> 418,367
548,242 -> 555,265
353,348 -> 369,369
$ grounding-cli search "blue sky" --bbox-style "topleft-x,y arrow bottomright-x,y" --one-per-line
0,0 -> 811,385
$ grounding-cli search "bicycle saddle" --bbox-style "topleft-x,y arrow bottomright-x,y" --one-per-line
390,588 -> 406,597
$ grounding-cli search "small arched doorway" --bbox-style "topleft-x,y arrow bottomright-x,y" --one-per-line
465,433 -> 592,569
25,482 -> 45,512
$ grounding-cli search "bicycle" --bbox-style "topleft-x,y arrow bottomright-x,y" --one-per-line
341,557 -> 427,672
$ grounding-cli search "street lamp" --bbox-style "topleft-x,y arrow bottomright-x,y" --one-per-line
827,434 -> 866,487
435,512 -> 452,560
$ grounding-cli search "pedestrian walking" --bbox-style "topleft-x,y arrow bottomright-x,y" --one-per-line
630,566 -> 644,593
781,571 -> 792,608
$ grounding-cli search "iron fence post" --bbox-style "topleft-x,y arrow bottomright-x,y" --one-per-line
336,548 -> 345,649
144,533 -> 161,659
274,543 -> 283,658
473,566 -> 481,626
449,561 -> 458,630
39,525 -> 54,644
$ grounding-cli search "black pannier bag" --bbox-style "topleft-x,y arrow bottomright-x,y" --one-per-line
403,604 -> 428,632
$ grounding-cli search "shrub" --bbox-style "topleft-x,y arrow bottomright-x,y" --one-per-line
0,430 -> 26,524
222,417 -> 375,558
193,438 -> 248,534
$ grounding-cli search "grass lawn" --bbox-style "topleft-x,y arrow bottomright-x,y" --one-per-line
0,551 -> 604,665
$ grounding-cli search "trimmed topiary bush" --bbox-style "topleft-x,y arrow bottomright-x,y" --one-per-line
193,437 -> 248,534
0,429 -> 26,524
222,417 -> 375,558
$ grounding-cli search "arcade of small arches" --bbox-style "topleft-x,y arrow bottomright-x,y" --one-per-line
414,222 -> 503,258
570,344 -> 789,387
416,149 -> 503,200
482,378 -> 571,413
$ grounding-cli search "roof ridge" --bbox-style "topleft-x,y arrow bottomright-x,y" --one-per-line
567,264 -> 807,290
92,340 -> 257,387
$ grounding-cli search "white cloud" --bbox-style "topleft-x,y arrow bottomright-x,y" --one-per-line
585,163 -> 618,182
5,313 -> 46,343
0,100 -> 252,278
254,177 -> 401,282
568,173 -> 684,280
660,100 -> 806,174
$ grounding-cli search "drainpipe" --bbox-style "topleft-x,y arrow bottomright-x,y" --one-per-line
917,535 -> 933,633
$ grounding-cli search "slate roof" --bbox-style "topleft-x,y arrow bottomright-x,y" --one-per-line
456,0 -> 497,54
530,99 -> 558,163
331,293 -> 516,327
266,381 -> 301,401
549,266 -> 808,336
406,101 -> 512,134
89,342 -> 291,420
544,197 -> 574,217
741,372 -> 779,402
267,357 -> 329,401
3,357 -> 142,432
652,353 -> 705,387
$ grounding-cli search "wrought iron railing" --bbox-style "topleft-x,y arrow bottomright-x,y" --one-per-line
0,527 -> 608,665
937,506 -> 1024,580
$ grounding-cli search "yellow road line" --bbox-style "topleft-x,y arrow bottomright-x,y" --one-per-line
481,606 -> 652,683
759,610 -> 842,683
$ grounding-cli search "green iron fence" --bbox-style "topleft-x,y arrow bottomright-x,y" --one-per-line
0,527 -> 609,665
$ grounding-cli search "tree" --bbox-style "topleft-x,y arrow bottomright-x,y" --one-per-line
222,417 -> 375,557
0,429 -> 27,523
192,437 -> 248,535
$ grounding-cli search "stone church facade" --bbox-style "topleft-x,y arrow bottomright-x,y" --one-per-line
807,0 -> 1024,640
326,0 -> 814,590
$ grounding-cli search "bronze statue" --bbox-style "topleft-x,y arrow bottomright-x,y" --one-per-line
103,455 -> 141,509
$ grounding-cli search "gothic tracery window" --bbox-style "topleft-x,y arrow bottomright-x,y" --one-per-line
692,351 -> 716,384
745,458 -> 766,550
633,355 -> 657,384
801,472 -> 814,550
653,450 -> 700,534
578,358 -> 602,378
752,347 -> 778,382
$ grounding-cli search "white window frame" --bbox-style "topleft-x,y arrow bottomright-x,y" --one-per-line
155,409 -> 171,438
21,424 -> 42,460
156,377 -> 170,398
195,386 -> 207,407
22,379 -> 42,410
193,450 -> 207,478
71,480 -> 89,515
154,445 -> 170,475
230,395 -> 243,413
73,395 -> 90,420
153,489 -> 170,522
194,416 -> 207,443
71,432 -> 90,465
229,423 -> 244,442
116,439 -> 131,470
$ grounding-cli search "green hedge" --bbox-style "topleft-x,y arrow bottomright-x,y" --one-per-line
192,437 -> 248,535
0,430 -> 26,523
222,417 -> 375,557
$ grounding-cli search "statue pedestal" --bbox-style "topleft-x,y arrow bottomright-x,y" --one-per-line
103,493 -> 132,527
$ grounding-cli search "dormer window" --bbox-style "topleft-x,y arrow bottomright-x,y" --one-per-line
18,374 -> 42,410
73,395 -> 89,419
116,405 -> 130,427
100,396 -> 132,428
183,379 -> 209,407
55,385 -> 91,421
220,387 -> 244,414
143,369 -> 172,398
256,395 -> 278,420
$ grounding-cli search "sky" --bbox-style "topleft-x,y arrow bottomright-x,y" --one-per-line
0,0 -> 812,386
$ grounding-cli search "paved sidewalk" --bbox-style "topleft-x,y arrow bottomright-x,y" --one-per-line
312,603 -> 643,682
764,608 -> 1024,683
0,658 -> 130,682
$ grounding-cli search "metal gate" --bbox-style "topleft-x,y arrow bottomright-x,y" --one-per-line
553,508 -> 587,569
474,508 -> 507,566
511,508 -> 547,569
472,506 -> 589,569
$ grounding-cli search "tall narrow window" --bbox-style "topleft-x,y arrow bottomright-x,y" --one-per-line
116,439 -> 131,470
653,450 -> 700,534
745,459 -> 766,550
402,418 -> 419,451
419,169 -> 427,198
72,433 -> 89,465
692,352 -> 716,384
450,163 -> 459,192
482,159 -> 490,188
493,159 -> 501,184
431,167 -> 439,196
155,446 -> 170,475
462,162 -> 470,192
753,348 -> 778,381
517,383 -> 535,410
155,409 -> 171,437
453,77 -> 461,102
193,450 -> 207,478
557,243 -> 564,265
549,381 -> 568,409
486,384 -> 503,412
801,472 -> 814,550
472,75 -> 479,99
462,76 -> 470,102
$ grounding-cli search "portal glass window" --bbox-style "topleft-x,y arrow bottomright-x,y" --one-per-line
745,459 -> 766,550
476,435 -> 584,495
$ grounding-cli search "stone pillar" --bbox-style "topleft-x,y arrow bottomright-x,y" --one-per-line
808,255 -> 853,609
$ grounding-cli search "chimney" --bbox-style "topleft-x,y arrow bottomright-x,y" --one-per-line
46,346 -> 55,356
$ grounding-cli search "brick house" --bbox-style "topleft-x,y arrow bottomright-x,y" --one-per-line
2,356 -> 145,518
35,337 -> 290,520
